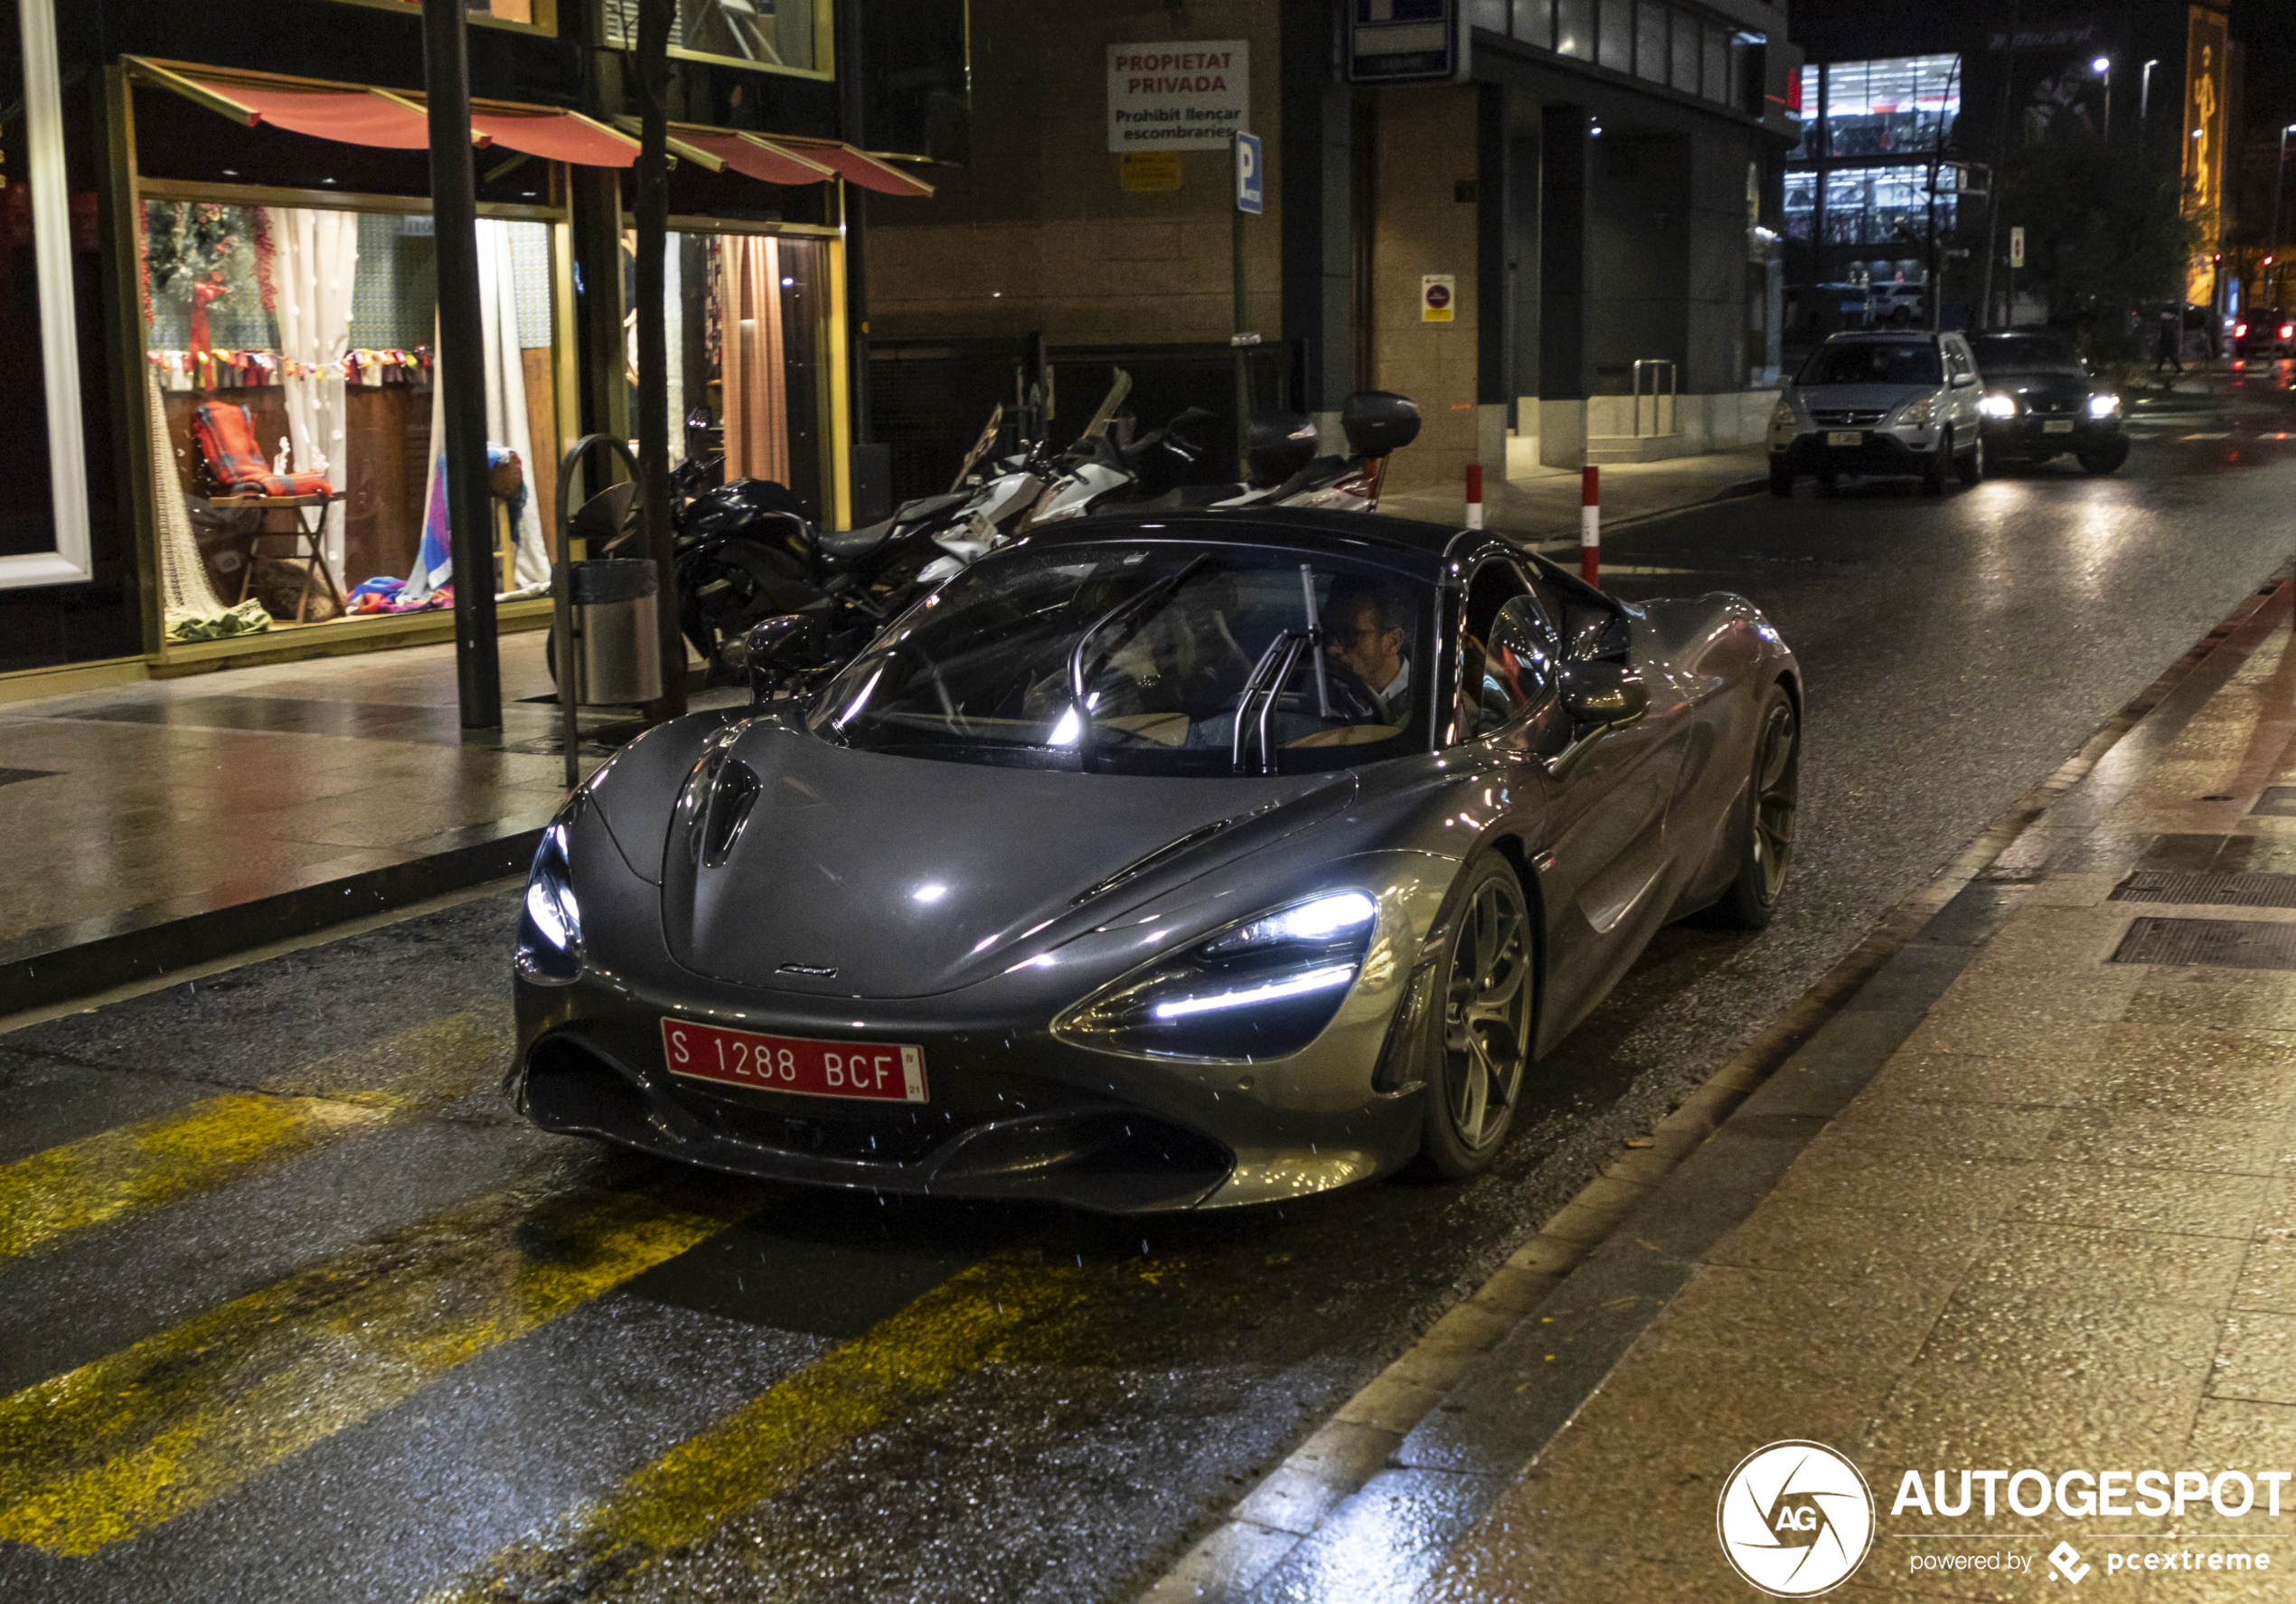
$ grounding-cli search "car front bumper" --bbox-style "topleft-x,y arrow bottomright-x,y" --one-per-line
1980,415 -> 2122,455
507,891 -> 1433,1215
1770,426 -> 1943,476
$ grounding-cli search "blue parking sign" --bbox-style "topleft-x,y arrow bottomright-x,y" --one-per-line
1235,132 -> 1263,215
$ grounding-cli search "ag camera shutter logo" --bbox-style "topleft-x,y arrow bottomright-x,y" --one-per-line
1717,1440 -> 1876,1596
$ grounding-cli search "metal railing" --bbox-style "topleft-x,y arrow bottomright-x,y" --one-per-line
1633,359 -> 1679,437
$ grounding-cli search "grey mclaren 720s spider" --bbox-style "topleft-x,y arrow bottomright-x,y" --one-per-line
511,507 -> 1802,1213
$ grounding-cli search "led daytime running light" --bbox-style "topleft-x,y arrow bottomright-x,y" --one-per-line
1147,963 -> 1358,1020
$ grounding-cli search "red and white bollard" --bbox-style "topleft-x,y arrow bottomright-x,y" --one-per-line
1464,463 -> 1484,530
1580,465 -> 1601,585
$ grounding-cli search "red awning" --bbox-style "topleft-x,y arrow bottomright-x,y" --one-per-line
127,58 -> 637,169
185,77 -> 432,149
671,127 -> 837,186
776,138 -> 936,198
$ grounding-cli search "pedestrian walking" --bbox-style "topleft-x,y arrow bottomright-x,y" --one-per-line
2155,307 -> 2185,385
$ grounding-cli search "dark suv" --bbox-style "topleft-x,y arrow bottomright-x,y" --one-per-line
2233,311 -> 2295,360
1967,329 -> 2127,475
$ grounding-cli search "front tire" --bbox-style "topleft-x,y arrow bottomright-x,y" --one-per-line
2079,438 -> 2131,474
1957,432 -> 1985,486
1417,854 -> 1535,1180
1921,429 -> 1950,495
1768,465 -> 1795,497
1712,684 -> 1801,929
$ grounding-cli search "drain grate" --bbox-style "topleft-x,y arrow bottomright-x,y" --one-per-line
2253,787 -> 2296,816
2112,870 -> 2296,909
2112,917 -> 2296,970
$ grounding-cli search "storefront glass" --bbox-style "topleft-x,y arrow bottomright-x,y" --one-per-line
1824,55 -> 1961,159
1820,165 -> 1954,246
602,0 -> 828,76
631,228 -> 832,521
140,198 -> 564,638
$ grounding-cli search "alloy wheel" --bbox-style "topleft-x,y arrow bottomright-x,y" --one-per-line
1750,699 -> 1800,903
1441,874 -> 1532,1150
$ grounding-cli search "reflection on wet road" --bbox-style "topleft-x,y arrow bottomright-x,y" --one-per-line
8,377 -> 2296,1601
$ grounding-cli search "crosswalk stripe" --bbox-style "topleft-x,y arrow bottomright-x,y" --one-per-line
0,1008 -> 504,1262
0,1093 -> 381,1260
423,1256 -> 1103,1602
0,1175 -> 760,1555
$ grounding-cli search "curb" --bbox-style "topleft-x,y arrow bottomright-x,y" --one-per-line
0,826 -> 542,1017
1134,572 -> 2295,1603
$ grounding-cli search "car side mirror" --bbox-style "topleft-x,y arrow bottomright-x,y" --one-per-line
743,613 -> 828,702
1951,372 -> 1977,388
1557,660 -> 1648,726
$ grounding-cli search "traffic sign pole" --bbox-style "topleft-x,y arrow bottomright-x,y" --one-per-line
1232,132 -> 1263,478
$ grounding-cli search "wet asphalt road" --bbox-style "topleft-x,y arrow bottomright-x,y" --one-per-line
6,373 -> 2296,1603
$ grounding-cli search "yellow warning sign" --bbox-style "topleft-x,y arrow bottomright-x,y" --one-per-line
1421,274 -> 1456,323
1121,153 -> 1184,193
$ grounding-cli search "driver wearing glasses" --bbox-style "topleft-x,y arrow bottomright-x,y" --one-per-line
1322,578 -> 1414,724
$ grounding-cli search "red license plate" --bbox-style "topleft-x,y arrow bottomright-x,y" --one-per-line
660,1018 -> 928,1103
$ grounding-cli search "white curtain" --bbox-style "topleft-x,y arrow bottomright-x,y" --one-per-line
478,219 -> 550,589
267,207 -> 358,574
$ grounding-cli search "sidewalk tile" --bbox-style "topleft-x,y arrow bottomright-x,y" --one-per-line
2230,1227 -> 2296,1315
1811,1101 -> 2060,1163
1858,1051 -> 2098,1109
2208,1310 -> 2296,1403
1956,1222 -> 2245,1310
2045,1107 -> 2292,1176
1712,1200 -> 1994,1288
2008,1162 -> 2269,1238
1766,1149 -> 2035,1224
2123,968 -> 2296,1032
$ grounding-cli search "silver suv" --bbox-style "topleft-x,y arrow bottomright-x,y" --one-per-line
1768,330 -> 1987,496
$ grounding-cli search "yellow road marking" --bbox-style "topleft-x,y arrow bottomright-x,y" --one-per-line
0,1094 -> 381,1260
0,1007 -> 506,1262
0,1177 -> 757,1555
426,1257 -> 1107,1602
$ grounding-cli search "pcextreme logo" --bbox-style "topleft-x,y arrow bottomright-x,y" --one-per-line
1717,1440 -> 1877,1597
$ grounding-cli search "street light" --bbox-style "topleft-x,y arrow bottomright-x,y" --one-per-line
2273,125 -> 2296,314
2092,56 -> 2113,142
2141,59 -> 2160,127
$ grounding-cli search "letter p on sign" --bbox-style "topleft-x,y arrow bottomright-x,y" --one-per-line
1235,132 -> 1264,214
2009,226 -> 2025,269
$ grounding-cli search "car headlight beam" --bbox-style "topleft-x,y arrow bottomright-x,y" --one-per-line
516,820 -> 584,983
1054,891 -> 1380,1061
2087,393 -> 2122,418
1978,393 -> 2017,419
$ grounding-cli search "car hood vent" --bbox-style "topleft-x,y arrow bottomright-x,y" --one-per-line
660,723 -> 1356,999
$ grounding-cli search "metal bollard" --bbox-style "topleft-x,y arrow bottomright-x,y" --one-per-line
1581,466 -> 1601,585
1465,463 -> 1484,530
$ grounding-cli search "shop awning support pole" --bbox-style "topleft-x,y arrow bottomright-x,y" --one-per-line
633,0 -> 686,722
421,0 -> 501,730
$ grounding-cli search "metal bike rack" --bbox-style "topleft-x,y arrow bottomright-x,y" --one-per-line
1632,359 -> 1680,438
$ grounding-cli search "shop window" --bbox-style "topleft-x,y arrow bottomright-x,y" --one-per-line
1820,165 -> 1954,246
1788,65 -> 1818,158
1470,0 -> 1509,32
1596,0 -> 1632,73
323,0 -> 558,34
1512,0 -> 1552,50
603,0 -> 831,78
1670,12 -> 1698,95
1824,54 -> 1960,158
1633,0 -> 1666,83
1702,24 -> 1729,103
1554,0 -> 1594,61
1783,170 -> 1816,241
141,199 -> 564,635
631,231 -> 831,524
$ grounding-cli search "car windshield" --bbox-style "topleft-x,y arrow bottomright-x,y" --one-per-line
1798,341 -> 1943,386
1971,335 -> 2084,375
805,543 -> 1434,775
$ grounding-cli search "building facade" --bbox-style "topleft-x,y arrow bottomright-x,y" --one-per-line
0,0 -> 962,686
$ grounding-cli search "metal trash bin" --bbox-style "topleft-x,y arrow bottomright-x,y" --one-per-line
557,558 -> 662,706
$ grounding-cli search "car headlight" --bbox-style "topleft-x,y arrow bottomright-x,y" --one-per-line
1052,891 -> 1379,1061
2087,393 -> 2122,418
1978,393 -> 2017,419
1768,399 -> 1796,429
516,818 -> 583,984
1895,395 -> 1937,427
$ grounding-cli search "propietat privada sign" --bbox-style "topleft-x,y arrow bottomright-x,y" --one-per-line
1107,41 -> 1249,152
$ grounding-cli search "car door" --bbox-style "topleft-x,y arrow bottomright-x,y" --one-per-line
1448,563 -> 1672,1053
1943,335 -> 1981,436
